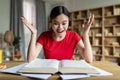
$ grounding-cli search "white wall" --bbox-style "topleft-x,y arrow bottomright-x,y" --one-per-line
64,0 -> 120,12
0,0 -> 10,34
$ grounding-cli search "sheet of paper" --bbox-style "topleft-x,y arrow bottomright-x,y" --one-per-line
0,63 -> 51,79
88,66 -> 112,76
0,63 -> 27,74
60,74 -> 90,80
21,73 -> 51,80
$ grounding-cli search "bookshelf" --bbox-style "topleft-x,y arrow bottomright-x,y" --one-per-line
70,4 -> 120,63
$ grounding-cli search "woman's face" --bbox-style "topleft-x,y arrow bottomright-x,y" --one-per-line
51,14 -> 69,36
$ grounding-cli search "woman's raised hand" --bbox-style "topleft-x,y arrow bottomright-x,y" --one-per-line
21,16 -> 37,35
82,14 -> 94,35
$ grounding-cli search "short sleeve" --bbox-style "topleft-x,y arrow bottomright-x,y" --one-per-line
36,32 -> 45,46
74,32 -> 82,44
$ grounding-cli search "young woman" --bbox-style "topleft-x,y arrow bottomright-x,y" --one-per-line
21,6 -> 94,63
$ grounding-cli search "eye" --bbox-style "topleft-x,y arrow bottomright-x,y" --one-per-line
53,22 -> 59,25
62,23 -> 66,25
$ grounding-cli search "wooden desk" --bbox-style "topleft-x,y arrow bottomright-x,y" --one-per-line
0,61 -> 120,80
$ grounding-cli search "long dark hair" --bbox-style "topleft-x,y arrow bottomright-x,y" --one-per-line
50,6 -> 70,21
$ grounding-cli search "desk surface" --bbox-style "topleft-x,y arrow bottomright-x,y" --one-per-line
0,61 -> 120,80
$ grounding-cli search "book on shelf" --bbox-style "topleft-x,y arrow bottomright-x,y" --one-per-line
18,58 -> 99,74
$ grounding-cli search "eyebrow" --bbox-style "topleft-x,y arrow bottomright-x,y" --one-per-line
53,20 -> 68,23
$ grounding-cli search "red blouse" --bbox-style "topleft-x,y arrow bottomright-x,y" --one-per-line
37,30 -> 81,60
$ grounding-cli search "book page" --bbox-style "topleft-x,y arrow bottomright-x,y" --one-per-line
19,58 -> 60,73
25,58 -> 59,69
59,60 -> 99,74
61,60 -> 91,68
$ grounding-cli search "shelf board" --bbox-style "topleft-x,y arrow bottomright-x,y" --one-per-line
73,18 -> 84,21
105,24 -> 120,27
3,56 -> 13,58
95,36 -> 102,37
91,27 -> 102,29
89,36 -> 102,37
104,25 -> 113,27
94,54 -> 102,56
14,55 -> 22,57
105,55 -> 120,58
114,46 -> 120,48
73,16 -> 102,21
79,18 -> 85,20
105,35 -> 120,37
94,16 -> 102,18
105,15 -> 120,18
104,45 -> 113,47
105,45 -> 120,47
92,45 -> 102,47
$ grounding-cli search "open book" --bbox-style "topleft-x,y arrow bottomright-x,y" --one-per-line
18,58 -> 99,74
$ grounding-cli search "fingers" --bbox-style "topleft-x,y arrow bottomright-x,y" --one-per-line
20,16 -> 37,34
21,16 -> 27,24
88,14 -> 94,26
82,24 -> 85,28
21,16 -> 32,28
21,16 -> 25,19
21,16 -> 29,24
82,14 -> 94,29
82,13 -> 94,34
21,16 -> 27,23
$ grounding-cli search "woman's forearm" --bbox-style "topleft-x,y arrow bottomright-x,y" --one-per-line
27,33 -> 37,62
83,34 -> 93,63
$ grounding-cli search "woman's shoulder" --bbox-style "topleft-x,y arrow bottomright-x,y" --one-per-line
41,30 -> 52,36
37,30 -> 52,41
66,30 -> 81,42
66,30 -> 81,38
66,30 -> 78,35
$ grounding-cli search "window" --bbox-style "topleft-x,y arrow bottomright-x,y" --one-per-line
23,0 -> 36,58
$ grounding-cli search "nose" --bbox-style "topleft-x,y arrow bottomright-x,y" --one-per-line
58,24 -> 63,29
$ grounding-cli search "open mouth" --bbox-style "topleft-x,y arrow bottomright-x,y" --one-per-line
57,30 -> 64,33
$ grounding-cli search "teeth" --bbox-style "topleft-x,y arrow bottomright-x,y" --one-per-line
57,30 -> 64,33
